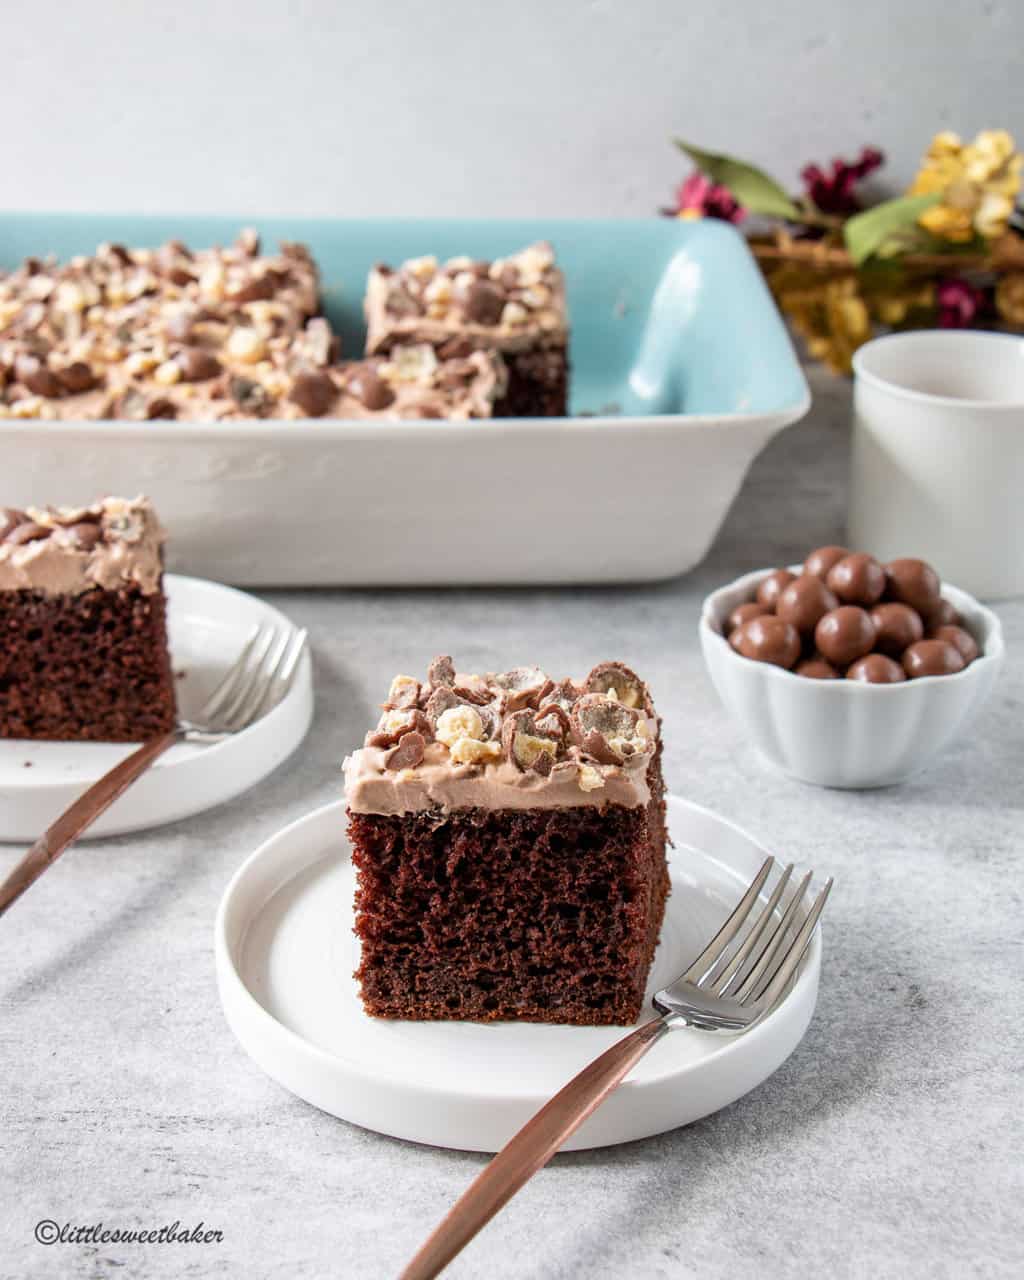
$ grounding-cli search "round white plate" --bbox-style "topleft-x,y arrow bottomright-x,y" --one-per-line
0,574 -> 313,842
216,795 -> 822,1152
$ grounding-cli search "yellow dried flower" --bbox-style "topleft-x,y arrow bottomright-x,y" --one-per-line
909,129 -> 1022,242
869,281 -> 936,326
775,274 -> 872,375
995,272 -> 1024,327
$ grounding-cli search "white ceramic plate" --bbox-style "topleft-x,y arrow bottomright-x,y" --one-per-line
216,795 -> 822,1152
0,574 -> 313,842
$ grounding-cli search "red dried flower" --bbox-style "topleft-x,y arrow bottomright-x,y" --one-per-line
936,278 -> 985,328
802,147 -> 885,215
665,172 -> 746,224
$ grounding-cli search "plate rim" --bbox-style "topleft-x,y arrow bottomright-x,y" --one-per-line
0,572 -> 313,837
215,794 -> 823,1104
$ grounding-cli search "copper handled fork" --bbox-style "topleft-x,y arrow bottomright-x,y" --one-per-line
400,856 -> 832,1280
0,622 -> 307,919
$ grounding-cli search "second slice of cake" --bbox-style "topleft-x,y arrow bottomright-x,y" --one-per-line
345,656 -> 669,1026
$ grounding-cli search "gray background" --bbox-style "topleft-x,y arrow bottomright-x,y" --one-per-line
0,0 -> 1020,217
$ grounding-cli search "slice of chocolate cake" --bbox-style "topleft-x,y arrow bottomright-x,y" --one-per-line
345,657 -> 668,1026
363,243 -> 569,417
0,497 -> 176,741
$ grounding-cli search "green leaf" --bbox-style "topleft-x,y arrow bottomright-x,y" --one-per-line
844,193 -> 942,265
674,140 -> 800,220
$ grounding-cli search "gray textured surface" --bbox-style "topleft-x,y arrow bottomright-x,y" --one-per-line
2,366 -> 1022,1280
0,1 -> 1020,217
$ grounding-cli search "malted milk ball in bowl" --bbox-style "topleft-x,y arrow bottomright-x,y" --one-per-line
699,552 -> 1005,787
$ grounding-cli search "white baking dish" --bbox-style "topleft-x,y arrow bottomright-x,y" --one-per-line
0,215 -> 810,585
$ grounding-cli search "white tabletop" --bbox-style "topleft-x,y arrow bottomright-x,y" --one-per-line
2,365 -> 1020,1279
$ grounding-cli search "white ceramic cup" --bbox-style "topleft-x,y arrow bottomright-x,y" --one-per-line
850,330 -> 1024,599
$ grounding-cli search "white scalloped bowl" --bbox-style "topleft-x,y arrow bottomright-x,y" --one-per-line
699,566 -> 1005,789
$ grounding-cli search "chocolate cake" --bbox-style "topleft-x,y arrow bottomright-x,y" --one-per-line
0,231 -> 329,422
345,656 -> 668,1026
0,497 -> 176,741
364,243 -> 570,417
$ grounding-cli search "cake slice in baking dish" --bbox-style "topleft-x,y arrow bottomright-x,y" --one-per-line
364,243 -> 569,417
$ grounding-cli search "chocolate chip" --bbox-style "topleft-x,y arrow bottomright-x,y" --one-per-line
0,508 -> 27,540
229,377 -> 270,415
385,731 -> 426,771
106,243 -> 134,265
56,362 -> 98,394
4,521 -> 50,546
176,346 -> 222,382
463,280 -> 505,325
437,336 -> 476,360
166,266 -> 195,287
289,369 -> 335,417
228,274 -> 276,304
64,521 -> 102,550
14,353 -> 61,398
373,262 -> 393,276
348,369 -> 395,412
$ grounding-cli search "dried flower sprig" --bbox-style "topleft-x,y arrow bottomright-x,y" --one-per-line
665,131 -> 1024,373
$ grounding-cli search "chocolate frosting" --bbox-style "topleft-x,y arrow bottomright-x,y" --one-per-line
0,496 -> 165,596
364,242 -> 568,358
343,657 -> 658,816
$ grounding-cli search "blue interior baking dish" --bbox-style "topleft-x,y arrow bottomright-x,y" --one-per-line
0,213 -> 808,419
0,215 -> 810,585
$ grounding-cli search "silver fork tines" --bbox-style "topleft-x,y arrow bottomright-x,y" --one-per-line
654,857 -> 833,1032
180,622 -> 308,742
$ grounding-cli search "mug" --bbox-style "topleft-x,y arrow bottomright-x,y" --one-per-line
850,330 -> 1024,600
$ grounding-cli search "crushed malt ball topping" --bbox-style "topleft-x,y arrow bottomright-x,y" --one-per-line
0,232 -> 327,422
364,242 -> 568,358
0,495 -> 166,596
343,655 -> 659,815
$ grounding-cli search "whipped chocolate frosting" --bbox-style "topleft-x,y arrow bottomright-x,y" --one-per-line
0,496 -> 165,596
0,231 -> 325,422
344,657 -> 658,816
364,242 -> 568,358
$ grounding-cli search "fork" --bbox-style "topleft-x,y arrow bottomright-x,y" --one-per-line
400,856 -> 832,1280
0,622 -> 307,919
